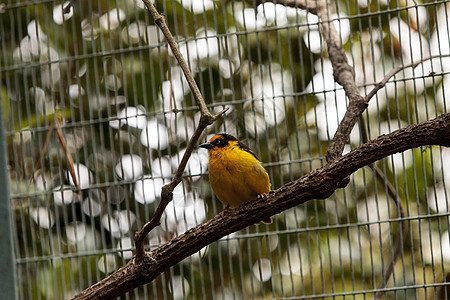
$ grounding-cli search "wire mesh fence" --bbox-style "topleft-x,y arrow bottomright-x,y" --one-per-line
1,0 -> 449,299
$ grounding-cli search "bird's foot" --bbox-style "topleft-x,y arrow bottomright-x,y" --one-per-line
257,193 -> 268,199
257,193 -> 272,223
219,205 -> 230,217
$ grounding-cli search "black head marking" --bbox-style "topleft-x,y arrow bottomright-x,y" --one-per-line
210,133 -> 236,148
210,133 -> 259,159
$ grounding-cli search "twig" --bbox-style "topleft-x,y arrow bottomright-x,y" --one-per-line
134,0 -> 229,262
364,54 -> 450,103
371,164 -> 408,300
55,122 -> 81,195
29,120 -> 55,184
142,0 -> 211,117
30,118 -> 82,196
359,116 -> 408,299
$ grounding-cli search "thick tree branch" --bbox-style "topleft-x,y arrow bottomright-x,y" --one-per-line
133,0 -> 229,262
73,113 -> 450,300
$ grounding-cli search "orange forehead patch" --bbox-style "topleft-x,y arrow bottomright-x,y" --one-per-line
209,134 -> 223,143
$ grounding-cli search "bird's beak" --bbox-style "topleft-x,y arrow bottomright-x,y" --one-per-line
199,142 -> 213,149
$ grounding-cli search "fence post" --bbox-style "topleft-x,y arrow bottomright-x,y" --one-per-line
0,92 -> 17,299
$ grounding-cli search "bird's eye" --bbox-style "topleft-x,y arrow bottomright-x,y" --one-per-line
213,139 -> 226,147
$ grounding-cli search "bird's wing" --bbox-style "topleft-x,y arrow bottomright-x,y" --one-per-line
237,141 -> 259,160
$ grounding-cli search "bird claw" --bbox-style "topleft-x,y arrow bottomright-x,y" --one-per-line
219,204 -> 230,217
257,193 -> 268,199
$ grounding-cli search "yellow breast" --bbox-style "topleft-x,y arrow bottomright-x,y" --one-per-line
208,142 -> 270,208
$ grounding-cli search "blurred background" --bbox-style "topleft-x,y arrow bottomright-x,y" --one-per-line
1,0 -> 449,299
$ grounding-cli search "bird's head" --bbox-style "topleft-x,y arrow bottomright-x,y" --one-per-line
199,133 -> 238,151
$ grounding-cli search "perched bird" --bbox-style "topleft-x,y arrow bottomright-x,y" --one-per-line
199,133 -> 272,223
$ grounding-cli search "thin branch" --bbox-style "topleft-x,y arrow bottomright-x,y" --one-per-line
266,0 -> 364,162
364,54 -> 450,103
55,122 -> 81,195
134,0 -> 229,262
360,116 -> 408,299
371,164 -> 408,300
73,113 -> 450,300
29,119 -> 55,184
142,0 -> 211,118
271,1 -> 448,166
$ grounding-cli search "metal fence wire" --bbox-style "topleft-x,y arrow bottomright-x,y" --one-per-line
1,0 -> 449,299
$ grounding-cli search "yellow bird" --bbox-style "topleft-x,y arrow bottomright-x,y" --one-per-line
199,133 -> 272,223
